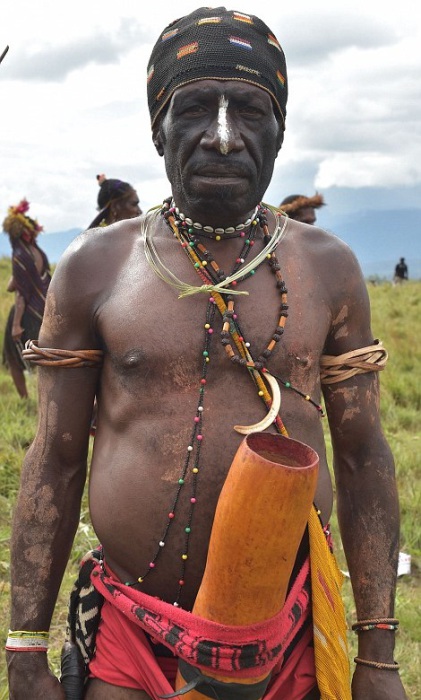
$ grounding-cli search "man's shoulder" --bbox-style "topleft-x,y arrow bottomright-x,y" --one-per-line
50,216 -> 147,297
62,216 -> 143,261
284,218 -> 354,255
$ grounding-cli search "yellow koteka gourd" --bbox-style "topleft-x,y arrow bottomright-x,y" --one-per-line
175,431 -> 319,700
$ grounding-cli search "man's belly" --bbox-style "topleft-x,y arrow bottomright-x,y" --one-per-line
87,406 -> 333,610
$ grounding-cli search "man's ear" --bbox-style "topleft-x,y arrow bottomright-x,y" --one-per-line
276,125 -> 285,154
108,201 -> 119,223
152,119 -> 165,157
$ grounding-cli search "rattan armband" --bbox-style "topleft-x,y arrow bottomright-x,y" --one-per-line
23,340 -> 103,368
320,340 -> 388,385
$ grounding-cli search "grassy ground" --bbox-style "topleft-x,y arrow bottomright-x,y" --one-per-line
0,256 -> 419,698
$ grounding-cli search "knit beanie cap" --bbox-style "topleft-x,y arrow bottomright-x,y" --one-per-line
147,7 -> 288,128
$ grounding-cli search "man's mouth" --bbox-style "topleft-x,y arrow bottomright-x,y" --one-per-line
194,168 -> 248,178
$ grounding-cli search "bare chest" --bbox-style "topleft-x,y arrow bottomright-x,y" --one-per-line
96,235 -> 331,401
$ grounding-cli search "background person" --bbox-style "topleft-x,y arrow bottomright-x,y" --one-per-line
2,199 -> 51,399
87,173 -> 142,436
393,257 -> 408,284
279,193 -> 325,225
7,8 -> 406,700
88,174 -> 142,229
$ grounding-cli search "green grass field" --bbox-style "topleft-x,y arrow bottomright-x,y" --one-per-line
0,256 -> 419,698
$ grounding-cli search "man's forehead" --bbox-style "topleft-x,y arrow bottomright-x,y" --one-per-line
170,79 -> 274,104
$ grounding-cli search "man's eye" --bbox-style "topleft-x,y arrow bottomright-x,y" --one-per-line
182,105 -> 207,115
239,106 -> 263,117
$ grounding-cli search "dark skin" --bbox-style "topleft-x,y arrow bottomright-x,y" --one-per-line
7,80 -> 406,699
105,187 -> 142,225
290,206 -> 317,225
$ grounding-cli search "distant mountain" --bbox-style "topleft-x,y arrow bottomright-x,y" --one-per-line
318,207 -> 421,281
0,228 -> 83,265
41,228 -> 83,264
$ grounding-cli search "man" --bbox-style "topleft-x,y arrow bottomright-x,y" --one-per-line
279,193 -> 325,225
393,257 -> 408,284
7,7 -> 406,700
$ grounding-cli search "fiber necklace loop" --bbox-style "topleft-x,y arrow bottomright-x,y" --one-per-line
142,203 -> 288,298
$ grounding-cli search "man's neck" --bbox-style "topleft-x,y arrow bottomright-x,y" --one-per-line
171,198 -> 262,234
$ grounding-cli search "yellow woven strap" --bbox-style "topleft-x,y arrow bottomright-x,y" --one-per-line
23,340 -> 103,368
320,340 -> 388,385
308,507 -> 351,699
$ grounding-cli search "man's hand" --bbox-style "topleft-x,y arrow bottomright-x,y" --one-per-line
7,651 -> 66,700
352,666 -> 408,699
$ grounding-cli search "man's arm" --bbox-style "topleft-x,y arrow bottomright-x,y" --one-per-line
7,243 -> 101,699
322,249 -> 407,699
11,291 -> 25,340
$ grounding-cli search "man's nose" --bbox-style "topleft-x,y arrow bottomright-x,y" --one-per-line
200,108 -> 244,155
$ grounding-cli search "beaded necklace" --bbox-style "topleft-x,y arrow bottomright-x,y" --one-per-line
161,199 -> 324,418
172,202 -> 260,240
127,201 -> 323,606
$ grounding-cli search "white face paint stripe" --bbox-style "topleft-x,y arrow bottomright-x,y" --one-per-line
217,95 -> 231,155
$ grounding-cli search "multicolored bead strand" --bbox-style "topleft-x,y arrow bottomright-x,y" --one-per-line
123,299 -> 216,606
164,203 -> 291,434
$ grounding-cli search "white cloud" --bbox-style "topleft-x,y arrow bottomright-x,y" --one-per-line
315,152 -> 421,189
0,0 -> 420,231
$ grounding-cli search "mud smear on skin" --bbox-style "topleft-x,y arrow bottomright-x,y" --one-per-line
355,496 -> 400,606
42,290 -> 67,338
332,305 -> 349,341
163,356 -> 196,393
13,378 -> 63,619
288,347 -> 317,398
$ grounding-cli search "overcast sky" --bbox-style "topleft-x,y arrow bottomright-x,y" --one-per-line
1,0 -> 420,233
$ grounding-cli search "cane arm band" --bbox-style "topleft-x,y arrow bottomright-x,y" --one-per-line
354,657 -> 399,671
352,617 -> 399,632
23,340 -> 103,368
320,340 -> 388,385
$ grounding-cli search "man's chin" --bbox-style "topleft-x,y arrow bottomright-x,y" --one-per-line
188,180 -> 251,207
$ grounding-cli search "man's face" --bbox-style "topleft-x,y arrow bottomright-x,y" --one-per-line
110,189 -> 142,223
154,80 -> 283,221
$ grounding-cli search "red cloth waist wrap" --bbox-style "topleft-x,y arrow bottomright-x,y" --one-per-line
90,558 -> 311,680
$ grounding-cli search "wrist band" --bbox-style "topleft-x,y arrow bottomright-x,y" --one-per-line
5,630 -> 49,652
352,618 -> 399,632
354,657 -> 400,671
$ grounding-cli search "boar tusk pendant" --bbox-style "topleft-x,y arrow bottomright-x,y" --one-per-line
234,372 -> 281,435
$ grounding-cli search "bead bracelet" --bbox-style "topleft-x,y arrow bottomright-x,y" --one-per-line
5,630 -> 49,652
354,657 -> 400,672
352,617 -> 399,633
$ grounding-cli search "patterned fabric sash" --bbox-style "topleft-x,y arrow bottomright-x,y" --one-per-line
91,558 -> 311,679
64,511 -> 351,697
65,548 -> 311,680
